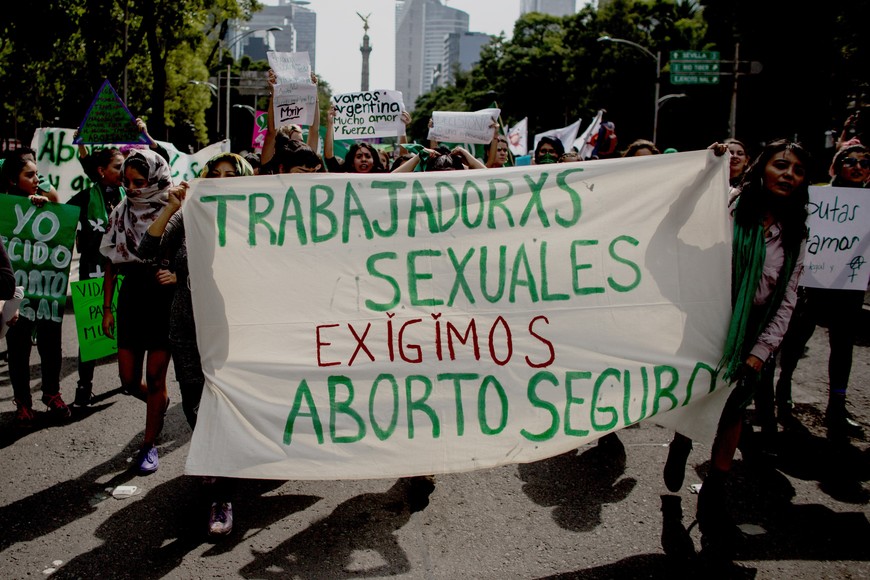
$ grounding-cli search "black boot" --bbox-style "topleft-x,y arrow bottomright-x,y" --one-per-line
697,469 -> 740,557
661,495 -> 696,560
663,433 -> 693,492
73,381 -> 93,407
825,393 -> 863,440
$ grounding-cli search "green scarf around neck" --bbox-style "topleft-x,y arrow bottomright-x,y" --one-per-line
718,216 -> 798,382
86,184 -> 125,232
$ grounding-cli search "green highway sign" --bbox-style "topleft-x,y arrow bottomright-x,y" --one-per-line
669,50 -> 721,85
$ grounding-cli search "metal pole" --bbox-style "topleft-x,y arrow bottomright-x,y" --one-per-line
226,63 -> 231,142
653,51 -> 661,144
216,69 -> 221,136
729,43 -> 740,138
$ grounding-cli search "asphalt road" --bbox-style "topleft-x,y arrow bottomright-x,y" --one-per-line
1,301 -> 869,579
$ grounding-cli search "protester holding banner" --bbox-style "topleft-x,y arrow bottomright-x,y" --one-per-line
533,136 -> 564,165
2,154 -> 70,425
486,129 -> 511,169
0,147 -> 60,201
725,138 -> 750,187
261,69 -> 321,168
691,140 -> 809,551
772,141 -> 869,442
324,106 -> 386,174
66,147 -> 126,406
137,151 -> 253,536
622,139 -> 661,157
100,148 -> 179,474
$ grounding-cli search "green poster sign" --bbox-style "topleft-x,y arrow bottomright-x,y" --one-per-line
669,50 -> 721,85
0,196 -> 78,322
70,277 -> 123,362
74,79 -> 149,145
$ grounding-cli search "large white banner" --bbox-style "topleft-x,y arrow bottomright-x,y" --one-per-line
800,185 -> 870,290
31,128 -> 230,203
184,151 -> 733,480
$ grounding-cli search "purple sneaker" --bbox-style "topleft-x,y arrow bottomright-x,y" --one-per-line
136,445 -> 159,474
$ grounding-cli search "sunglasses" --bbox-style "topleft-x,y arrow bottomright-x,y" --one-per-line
842,157 -> 870,169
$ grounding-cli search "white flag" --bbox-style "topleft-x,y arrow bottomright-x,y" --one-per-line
574,110 -> 605,160
507,117 -> 528,155
533,119 -> 582,153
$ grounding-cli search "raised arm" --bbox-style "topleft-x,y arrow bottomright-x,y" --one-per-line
307,72 -> 321,151
261,70 -> 279,167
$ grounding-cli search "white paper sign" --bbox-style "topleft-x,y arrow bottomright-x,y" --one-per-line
428,108 -> 501,145
800,185 -> 870,290
272,82 -> 318,127
266,51 -> 312,84
183,151 -> 733,480
331,90 -> 406,140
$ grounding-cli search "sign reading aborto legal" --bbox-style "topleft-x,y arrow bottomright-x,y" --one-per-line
800,185 -> 870,290
0,196 -> 78,322
183,151 -> 734,480
428,108 -> 502,145
331,90 -> 406,140
267,51 -> 317,127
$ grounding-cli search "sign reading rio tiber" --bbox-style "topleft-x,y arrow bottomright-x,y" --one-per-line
184,153 -> 733,480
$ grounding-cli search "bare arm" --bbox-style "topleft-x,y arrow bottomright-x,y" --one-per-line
261,69 -> 279,167
306,72 -> 321,151
324,103 -> 336,161
485,121 -> 499,168
398,111 -> 412,156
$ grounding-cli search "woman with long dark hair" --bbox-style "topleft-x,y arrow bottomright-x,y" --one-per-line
2,154 -> 68,425
697,139 -> 810,550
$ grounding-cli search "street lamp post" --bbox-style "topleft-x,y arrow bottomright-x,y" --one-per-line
598,36 -> 662,144
221,26 -> 282,143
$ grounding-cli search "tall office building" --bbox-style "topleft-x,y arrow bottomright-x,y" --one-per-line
438,31 -> 492,87
230,0 -> 317,69
396,0 -> 469,109
520,0 -> 576,17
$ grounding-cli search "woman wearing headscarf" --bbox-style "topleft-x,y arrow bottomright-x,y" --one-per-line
138,151 -> 253,536
101,148 -> 184,474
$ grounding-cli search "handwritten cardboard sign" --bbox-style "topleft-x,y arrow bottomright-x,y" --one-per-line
800,185 -> 870,290
183,152 -> 734,480
331,90 -> 406,140
272,83 -> 318,127
267,51 -> 312,84
71,277 -> 122,361
0,196 -> 78,322
74,80 -> 148,145
428,108 -> 501,145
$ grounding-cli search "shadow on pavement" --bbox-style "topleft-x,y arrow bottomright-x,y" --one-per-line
0,406 -> 190,555
534,553 -> 757,579
238,478 -> 428,578
52,475 -> 320,580
518,435 -> 636,532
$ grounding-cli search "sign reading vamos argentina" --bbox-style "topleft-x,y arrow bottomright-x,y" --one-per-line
184,151 -> 733,480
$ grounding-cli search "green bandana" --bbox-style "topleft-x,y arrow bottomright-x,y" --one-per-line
86,183 -> 125,233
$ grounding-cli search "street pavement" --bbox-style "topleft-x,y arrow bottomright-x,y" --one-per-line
1,302 -> 869,579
